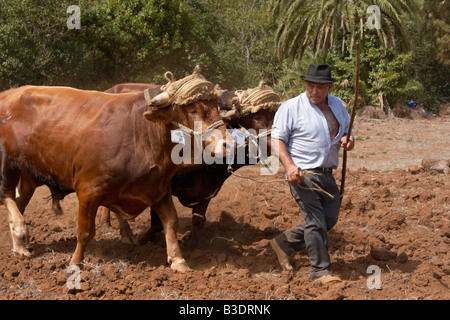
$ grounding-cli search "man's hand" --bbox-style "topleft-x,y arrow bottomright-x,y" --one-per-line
272,138 -> 304,184
341,135 -> 355,151
287,166 -> 304,184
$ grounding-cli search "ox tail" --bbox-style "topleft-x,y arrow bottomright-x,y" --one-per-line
42,193 -> 64,215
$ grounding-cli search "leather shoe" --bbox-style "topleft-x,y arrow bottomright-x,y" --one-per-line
313,274 -> 341,284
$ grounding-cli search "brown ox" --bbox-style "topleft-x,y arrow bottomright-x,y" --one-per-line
0,69 -> 232,272
104,83 -> 159,93
13,84 -> 160,216
98,82 -> 280,248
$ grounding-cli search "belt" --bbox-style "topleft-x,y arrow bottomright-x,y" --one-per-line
310,167 -> 333,172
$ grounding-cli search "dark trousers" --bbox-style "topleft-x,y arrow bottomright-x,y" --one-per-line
274,170 -> 340,280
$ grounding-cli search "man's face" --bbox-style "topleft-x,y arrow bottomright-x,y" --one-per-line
305,81 -> 333,105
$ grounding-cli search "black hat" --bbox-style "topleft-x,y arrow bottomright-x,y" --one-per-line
300,64 -> 337,84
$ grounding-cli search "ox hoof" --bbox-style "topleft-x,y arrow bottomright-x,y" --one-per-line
121,236 -> 139,246
170,258 -> 190,273
69,254 -> 84,266
12,247 -> 31,257
51,206 -> 64,216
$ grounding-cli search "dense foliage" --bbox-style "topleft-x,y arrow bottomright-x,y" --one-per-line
272,0 -> 449,112
0,0 -> 447,112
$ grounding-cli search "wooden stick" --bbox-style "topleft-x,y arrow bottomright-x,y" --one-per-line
340,40 -> 360,204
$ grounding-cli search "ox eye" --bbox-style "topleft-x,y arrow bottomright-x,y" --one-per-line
253,115 -> 263,121
186,108 -> 198,115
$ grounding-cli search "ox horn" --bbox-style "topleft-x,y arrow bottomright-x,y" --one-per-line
220,109 -> 239,120
151,92 -> 170,107
231,96 -> 240,106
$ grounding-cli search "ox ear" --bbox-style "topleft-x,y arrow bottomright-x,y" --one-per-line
143,108 -> 172,124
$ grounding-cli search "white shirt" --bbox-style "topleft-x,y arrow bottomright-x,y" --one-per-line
271,92 -> 352,169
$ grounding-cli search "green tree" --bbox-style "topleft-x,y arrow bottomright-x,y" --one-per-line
422,0 -> 449,66
0,0 -> 206,90
0,0 -> 83,88
184,0 -> 280,90
78,0 -> 195,86
268,0 -> 450,113
403,0 -> 450,112
270,0 -> 420,60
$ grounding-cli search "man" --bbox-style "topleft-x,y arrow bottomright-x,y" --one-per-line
270,64 -> 355,284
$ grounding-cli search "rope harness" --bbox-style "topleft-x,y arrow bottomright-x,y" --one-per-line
236,125 -> 272,153
171,119 -> 225,153
228,81 -> 279,158
171,120 -> 225,137
144,65 -> 224,146
227,168 -> 334,199
232,81 -> 281,116
145,66 -> 221,109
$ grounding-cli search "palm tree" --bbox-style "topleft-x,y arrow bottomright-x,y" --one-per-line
271,0 -> 421,60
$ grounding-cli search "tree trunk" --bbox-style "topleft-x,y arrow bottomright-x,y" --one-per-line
378,91 -> 384,113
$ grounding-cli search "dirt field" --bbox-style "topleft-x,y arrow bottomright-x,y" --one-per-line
0,109 -> 449,300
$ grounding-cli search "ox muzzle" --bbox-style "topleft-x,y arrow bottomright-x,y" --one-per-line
170,120 -> 235,165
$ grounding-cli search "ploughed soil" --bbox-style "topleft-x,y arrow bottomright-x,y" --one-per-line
0,108 -> 449,300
